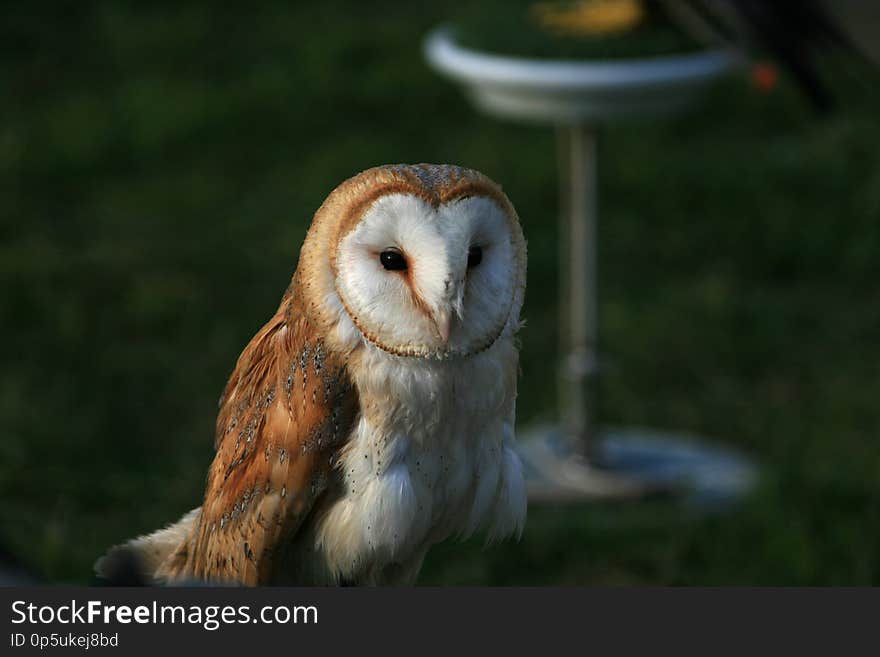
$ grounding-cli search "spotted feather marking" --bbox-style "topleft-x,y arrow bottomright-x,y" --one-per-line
156,293 -> 358,585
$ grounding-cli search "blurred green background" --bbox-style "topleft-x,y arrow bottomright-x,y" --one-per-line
2,1 -> 879,585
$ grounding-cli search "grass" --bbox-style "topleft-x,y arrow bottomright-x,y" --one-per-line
1,1 -> 879,585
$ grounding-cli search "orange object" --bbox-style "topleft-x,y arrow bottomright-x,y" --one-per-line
751,61 -> 779,93
532,0 -> 645,36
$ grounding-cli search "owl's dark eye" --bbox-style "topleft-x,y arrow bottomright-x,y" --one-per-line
467,246 -> 483,268
379,249 -> 407,271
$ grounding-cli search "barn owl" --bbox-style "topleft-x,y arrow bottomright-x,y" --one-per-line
96,164 -> 527,586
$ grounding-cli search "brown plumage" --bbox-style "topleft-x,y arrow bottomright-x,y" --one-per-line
156,284 -> 358,585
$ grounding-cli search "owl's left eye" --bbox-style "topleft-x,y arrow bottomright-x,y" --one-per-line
379,249 -> 407,271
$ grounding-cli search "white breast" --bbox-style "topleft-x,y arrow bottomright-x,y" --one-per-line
313,337 -> 526,582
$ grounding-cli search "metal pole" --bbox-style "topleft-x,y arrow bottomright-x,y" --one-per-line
559,123 -> 599,458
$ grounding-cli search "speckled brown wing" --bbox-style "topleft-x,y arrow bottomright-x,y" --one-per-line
161,287 -> 358,585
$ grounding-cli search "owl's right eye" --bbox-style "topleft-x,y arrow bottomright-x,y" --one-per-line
379,249 -> 407,271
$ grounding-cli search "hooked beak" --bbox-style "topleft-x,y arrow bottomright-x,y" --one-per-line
432,309 -> 452,345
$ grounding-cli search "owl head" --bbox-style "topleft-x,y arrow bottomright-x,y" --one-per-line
297,164 -> 527,359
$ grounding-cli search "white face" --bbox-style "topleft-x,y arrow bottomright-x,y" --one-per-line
334,193 -> 519,358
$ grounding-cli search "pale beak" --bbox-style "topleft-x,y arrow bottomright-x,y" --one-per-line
432,309 -> 452,344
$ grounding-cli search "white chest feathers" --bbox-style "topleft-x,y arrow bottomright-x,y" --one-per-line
313,338 -> 526,581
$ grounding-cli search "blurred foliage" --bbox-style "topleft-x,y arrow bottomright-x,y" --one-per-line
1,0 -> 879,584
